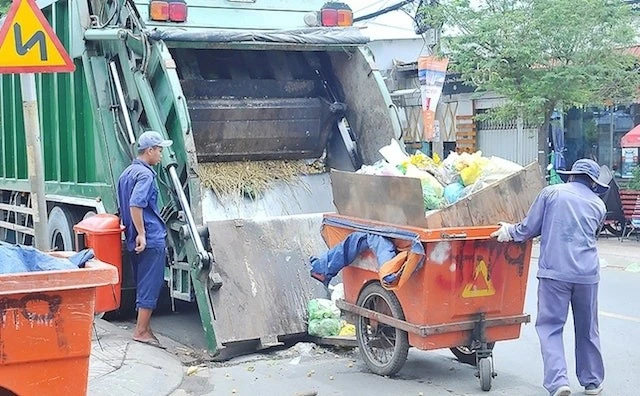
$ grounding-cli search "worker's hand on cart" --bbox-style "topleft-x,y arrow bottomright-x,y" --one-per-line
490,222 -> 513,242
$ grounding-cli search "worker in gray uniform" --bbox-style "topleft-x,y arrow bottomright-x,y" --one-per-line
492,158 -> 607,396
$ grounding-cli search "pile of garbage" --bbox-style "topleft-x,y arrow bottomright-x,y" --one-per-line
357,140 -> 523,211
307,284 -> 355,338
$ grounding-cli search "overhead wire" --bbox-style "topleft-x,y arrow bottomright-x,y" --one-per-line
354,0 -> 392,14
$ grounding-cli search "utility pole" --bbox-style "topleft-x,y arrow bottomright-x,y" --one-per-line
20,74 -> 49,250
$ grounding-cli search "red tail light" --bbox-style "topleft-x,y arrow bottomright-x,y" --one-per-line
321,2 -> 352,27
321,8 -> 338,27
169,0 -> 188,22
149,0 -> 169,21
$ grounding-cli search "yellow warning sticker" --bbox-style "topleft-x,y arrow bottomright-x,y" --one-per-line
462,260 -> 496,298
0,0 -> 74,73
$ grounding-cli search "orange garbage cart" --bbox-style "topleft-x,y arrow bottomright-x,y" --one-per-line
321,214 -> 532,392
0,258 -> 118,396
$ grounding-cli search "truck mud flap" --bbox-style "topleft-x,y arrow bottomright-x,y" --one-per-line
206,213 -> 329,357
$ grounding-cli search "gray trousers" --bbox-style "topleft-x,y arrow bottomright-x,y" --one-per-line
536,278 -> 604,394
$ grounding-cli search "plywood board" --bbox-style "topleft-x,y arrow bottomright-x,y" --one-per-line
331,170 -> 428,228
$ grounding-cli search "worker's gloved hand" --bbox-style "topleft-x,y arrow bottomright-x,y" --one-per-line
490,222 -> 513,242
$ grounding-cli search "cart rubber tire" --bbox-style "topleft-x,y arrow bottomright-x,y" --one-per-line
478,357 -> 492,391
356,282 -> 409,377
450,343 -> 495,366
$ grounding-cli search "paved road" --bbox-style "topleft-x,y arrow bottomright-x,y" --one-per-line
115,239 -> 640,395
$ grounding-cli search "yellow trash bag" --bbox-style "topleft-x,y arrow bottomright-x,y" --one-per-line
460,161 -> 483,186
338,322 -> 356,337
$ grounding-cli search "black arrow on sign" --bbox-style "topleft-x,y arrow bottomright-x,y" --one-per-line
13,22 -> 47,61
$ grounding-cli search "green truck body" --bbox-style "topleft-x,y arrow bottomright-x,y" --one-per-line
0,0 -> 402,356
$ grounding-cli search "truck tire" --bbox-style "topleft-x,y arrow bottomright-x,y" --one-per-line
48,206 -> 76,251
82,210 -> 97,220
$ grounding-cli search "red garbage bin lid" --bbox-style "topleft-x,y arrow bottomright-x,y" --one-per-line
73,213 -> 125,234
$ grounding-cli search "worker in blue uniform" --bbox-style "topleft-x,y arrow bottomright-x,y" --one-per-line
491,158 -> 608,396
118,131 -> 173,349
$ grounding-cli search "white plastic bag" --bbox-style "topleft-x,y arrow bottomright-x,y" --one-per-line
481,156 -> 523,184
379,139 -> 409,166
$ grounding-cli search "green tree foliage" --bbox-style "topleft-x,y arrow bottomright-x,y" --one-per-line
630,166 -> 640,190
0,0 -> 11,16
418,0 -> 640,162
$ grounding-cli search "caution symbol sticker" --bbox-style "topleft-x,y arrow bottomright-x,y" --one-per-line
462,260 -> 496,298
0,0 -> 74,73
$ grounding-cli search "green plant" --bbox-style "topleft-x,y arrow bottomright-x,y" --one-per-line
629,166 -> 640,191
0,0 -> 11,16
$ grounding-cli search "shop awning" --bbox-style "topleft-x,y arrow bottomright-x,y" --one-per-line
621,124 -> 640,148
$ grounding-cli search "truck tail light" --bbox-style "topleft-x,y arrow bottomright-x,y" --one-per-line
169,0 -> 188,22
149,0 -> 169,21
337,9 -> 353,26
321,2 -> 352,27
321,8 -> 338,27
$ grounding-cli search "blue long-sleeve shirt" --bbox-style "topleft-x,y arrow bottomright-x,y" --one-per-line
117,159 -> 167,252
507,181 -> 606,284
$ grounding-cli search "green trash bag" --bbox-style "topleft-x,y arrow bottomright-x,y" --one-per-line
422,181 -> 444,210
308,298 -> 340,321
308,318 -> 342,337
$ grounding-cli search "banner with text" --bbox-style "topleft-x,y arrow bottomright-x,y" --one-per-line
418,56 -> 448,141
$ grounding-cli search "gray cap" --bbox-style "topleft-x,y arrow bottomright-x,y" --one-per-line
137,131 -> 173,151
557,158 -> 609,195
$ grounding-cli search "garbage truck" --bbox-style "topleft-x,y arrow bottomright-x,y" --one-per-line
0,0 -> 402,357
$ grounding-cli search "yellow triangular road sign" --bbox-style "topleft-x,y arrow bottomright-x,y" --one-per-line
0,0 -> 75,73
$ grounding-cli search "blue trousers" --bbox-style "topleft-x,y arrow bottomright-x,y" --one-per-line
130,247 -> 166,310
536,278 -> 604,394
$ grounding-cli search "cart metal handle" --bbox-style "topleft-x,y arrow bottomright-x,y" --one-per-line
441,232 -> 468,239
336,299 -> 530,337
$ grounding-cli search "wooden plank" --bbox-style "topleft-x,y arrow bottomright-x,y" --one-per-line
207,216 -> 331,344
309,336 -> 357,348
330,170 -> 428,228
456,139 -> 477,145
456,115 -> 474,120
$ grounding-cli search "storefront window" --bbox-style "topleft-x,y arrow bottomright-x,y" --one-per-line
560,104 -> 640,177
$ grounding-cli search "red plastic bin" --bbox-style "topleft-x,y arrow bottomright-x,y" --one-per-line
74,214 -> 125,314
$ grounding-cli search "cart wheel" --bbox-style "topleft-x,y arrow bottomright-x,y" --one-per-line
450,343 -> 495,366
478,357 -> 492,391
356,282 -> 409,376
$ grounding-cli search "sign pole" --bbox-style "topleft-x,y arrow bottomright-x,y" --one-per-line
20,72 -> 49,251
0,0 -> 75,251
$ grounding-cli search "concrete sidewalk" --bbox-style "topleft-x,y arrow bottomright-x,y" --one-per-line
528,238 -> 640,271
595,237 -> 640,270
89,319 -> 185,396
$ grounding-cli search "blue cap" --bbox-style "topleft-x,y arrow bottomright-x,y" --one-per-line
557,158 -> 609,195
137,131 -> 173,151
